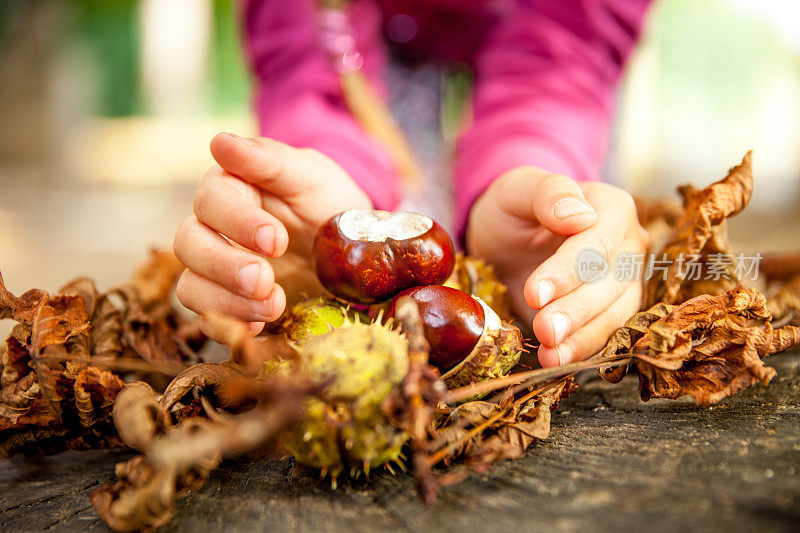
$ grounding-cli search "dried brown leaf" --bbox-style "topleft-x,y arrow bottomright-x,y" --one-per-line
647,151 -> 754,306
0,373 -> 57,429
600,288 -> 800,405
0,250 -> 199,458
767,275 -> 800,327
0,270 -> 48,323
114,287 -> 186,364
1,336 -> 31,388
159,362 -> 247,412
93,373 -> 315,532
31,294 -> 90,351
761,250 -> 800,282
72,366 -> 126,427
430,378 -> 576,471
466,379 -> 575,470
130,249 -> 185,309
91,455 -> 189,532
113,382 -> 171,451
598,302 -> 674,382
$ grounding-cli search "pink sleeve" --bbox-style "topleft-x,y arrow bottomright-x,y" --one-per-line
453,0 -> 653,238
241,0 -> 401,210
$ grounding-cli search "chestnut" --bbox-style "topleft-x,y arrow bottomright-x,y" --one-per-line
387,284 -> 523,397
312,209 -> 455,304
386,285 -> 485,371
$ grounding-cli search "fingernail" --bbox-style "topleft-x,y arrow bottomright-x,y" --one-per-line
550,312 -> 570,345
554,198 -> 595,220
254,225 -> 276,255
236,263 -> 260,296
249,295 -> 273,322
538,280 -> 555,307
555,343 -> 573,365
248,322 -> 265,335
225,132 -> 255,146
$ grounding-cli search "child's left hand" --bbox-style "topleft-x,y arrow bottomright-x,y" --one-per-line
466,167 -> 648,367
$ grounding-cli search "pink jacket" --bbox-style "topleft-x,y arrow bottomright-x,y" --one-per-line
241,0 -> 652,237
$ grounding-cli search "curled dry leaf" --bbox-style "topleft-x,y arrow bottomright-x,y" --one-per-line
760,251 -> 800,327
130,249 -> 186,309
92,294 -> 126,359
113,382 -> 171,451
0,271 -> 47,323
31,293 -> 91,352
768,275 -> 800,327
597,303 -> 674,382
600,288 -> 800,405
93,373 -> 316,532
113,286 -> 187,366
72,366 -> 126,428
91,432 -> 214,533
159,361 -> 248,413
0,372 -> 56,429
646,151 -> 754,306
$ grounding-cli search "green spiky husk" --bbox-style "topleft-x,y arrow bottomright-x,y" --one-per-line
281,319 -> 409,478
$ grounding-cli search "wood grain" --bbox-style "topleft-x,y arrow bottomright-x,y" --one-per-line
2,352 -> 799,532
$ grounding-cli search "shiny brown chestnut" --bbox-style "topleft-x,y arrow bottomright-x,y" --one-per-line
312,210 -> 455,304
386,285 -> 484,371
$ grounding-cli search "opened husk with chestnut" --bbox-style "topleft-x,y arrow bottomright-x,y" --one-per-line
310,209 -> 523,380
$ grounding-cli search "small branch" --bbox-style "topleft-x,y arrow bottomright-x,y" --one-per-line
444,355 -> 629,404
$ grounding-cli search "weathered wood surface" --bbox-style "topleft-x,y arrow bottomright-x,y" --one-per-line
2,352 -> 799,532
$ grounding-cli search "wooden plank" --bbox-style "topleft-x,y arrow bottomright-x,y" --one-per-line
1,352 -> 799,532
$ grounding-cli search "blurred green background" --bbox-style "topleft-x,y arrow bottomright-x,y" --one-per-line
0,0 -> 798,293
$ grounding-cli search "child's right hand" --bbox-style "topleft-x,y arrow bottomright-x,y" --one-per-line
173,133 -> 372,335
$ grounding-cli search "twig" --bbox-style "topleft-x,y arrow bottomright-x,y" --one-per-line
444,355 -> 629,404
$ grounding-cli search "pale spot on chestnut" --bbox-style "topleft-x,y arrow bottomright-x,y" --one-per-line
338,210 -> 433,242
313,210 -> 455,304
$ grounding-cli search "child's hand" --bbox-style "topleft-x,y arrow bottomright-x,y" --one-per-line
173,133 -> 372,334
466,167 -> 648,367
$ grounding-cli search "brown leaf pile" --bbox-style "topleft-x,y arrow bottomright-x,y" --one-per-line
89,313 -> 317,531
600,288 -> 799,405
92,370 -> 316,532
604,151 -> 800,404
0,250 -> 204,458
90,299 -> 574,529
431,377 -> 576,471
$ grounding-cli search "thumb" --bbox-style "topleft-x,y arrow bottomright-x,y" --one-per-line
209,132 -> 312,197
496,167 -> 597,236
